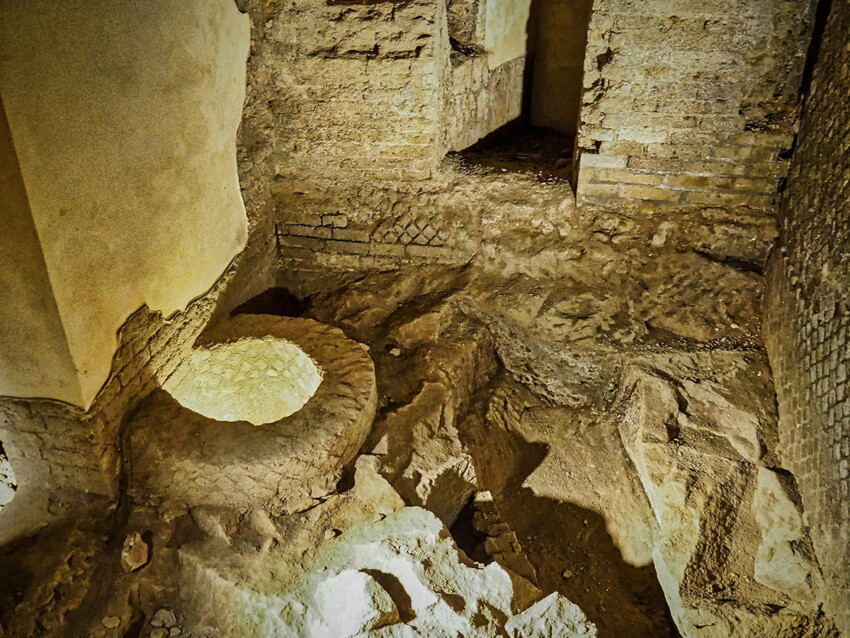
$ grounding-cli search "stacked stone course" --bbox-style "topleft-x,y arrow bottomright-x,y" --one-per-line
575,0 -> 815,212
764,0 -> 850,632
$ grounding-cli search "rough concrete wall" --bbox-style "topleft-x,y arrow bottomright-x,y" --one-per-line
0,0 -> 250,407
528,0 -> 593,136
0,99 -> 81,406
575,0 -> 815,212
764,0 -> 850,631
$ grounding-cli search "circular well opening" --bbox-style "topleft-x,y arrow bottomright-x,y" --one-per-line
164,338 -> 323,425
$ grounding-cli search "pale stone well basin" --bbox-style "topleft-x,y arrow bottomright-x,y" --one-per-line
127,315 -> 377,513
164,338 -> 323,426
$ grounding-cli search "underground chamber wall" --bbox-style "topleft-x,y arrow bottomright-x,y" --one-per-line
452,0 -> 593,184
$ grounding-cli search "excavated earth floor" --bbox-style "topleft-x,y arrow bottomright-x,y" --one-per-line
0,145 -> 839,637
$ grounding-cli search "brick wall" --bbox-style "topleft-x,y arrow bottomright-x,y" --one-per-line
764,1 -> 850,631
575,0 -> 815,212
238,0 -> 478,184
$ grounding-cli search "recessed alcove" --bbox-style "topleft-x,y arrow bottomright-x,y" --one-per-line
453,0 -> 593,185
525,0 -> 593,137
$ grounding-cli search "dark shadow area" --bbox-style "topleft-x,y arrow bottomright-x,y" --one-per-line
449,494 -> 491,564
362,569 -> 416,622
498,486 -> 679,637
799,0 -> 835,101
455,123 -> 575,184
525,0 -> 593,137
459,401 -> 679,638
230,287 -> 307,317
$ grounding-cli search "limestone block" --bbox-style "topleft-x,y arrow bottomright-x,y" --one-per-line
120,531 -> 150,572
620,362 -> 830,636
752,468 -> 820,601
374,382 -> 477,527
309,570 -> 399,637
175,461 -> 589,638
505,592 -> 597,637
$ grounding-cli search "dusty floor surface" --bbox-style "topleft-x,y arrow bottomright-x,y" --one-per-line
0,148 -> 838,636
0,256 -> 840,636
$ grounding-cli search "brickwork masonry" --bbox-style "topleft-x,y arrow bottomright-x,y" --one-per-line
0,234 -> 276,511
574,0 -> 815,212
764,0 -> 850,631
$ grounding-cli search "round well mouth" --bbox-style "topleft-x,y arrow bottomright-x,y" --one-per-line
164,337 -> 323,425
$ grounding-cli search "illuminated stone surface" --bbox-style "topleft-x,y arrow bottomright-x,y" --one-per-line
127,315 -> 376,514
165,338 -> 322,426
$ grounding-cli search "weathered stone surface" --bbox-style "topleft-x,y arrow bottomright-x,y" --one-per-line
175,459 -> 591,638
309,569 -> 399,636
368,382 -> 477,527
0,2 -> 845,637
620,360 -> 832,637
752,468 -> 820,602
505,592 -> 597,638
0,453 -> 15,508
120,531 -> 150,572
127,316 -> 377,514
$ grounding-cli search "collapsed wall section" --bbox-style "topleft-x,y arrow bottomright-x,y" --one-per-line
575,0 -> 816,212
764,0 -> 850,631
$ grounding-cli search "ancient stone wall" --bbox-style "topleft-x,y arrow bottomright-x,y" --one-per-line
764,0 -> 850,631
238,0 -> 449,184
236,0 -> 526,270
0,233 -> 276,541
575,0 -> 815,212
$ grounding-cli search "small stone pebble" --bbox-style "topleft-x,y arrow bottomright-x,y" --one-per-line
151,608 -> 177,628
120,531 -> 150,572
101,616 -> 121,628
150,629 -> 169,638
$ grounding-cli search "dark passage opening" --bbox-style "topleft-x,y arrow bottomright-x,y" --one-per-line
231,287 -> 308,318
525,0 -> 594,137
455,0 -> 593,186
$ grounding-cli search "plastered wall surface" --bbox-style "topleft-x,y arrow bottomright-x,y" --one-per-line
0,0 -> 250,407
0,100 -> 81,405
764,1 -> 850,631
484,0 -> 533,68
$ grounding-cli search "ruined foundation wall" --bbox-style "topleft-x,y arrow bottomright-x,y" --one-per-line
237,0 -> 451,185
0,210 -> 277,542
575,0 -> 815,212
237,0 -> 526,270
764,1 -> 850,631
